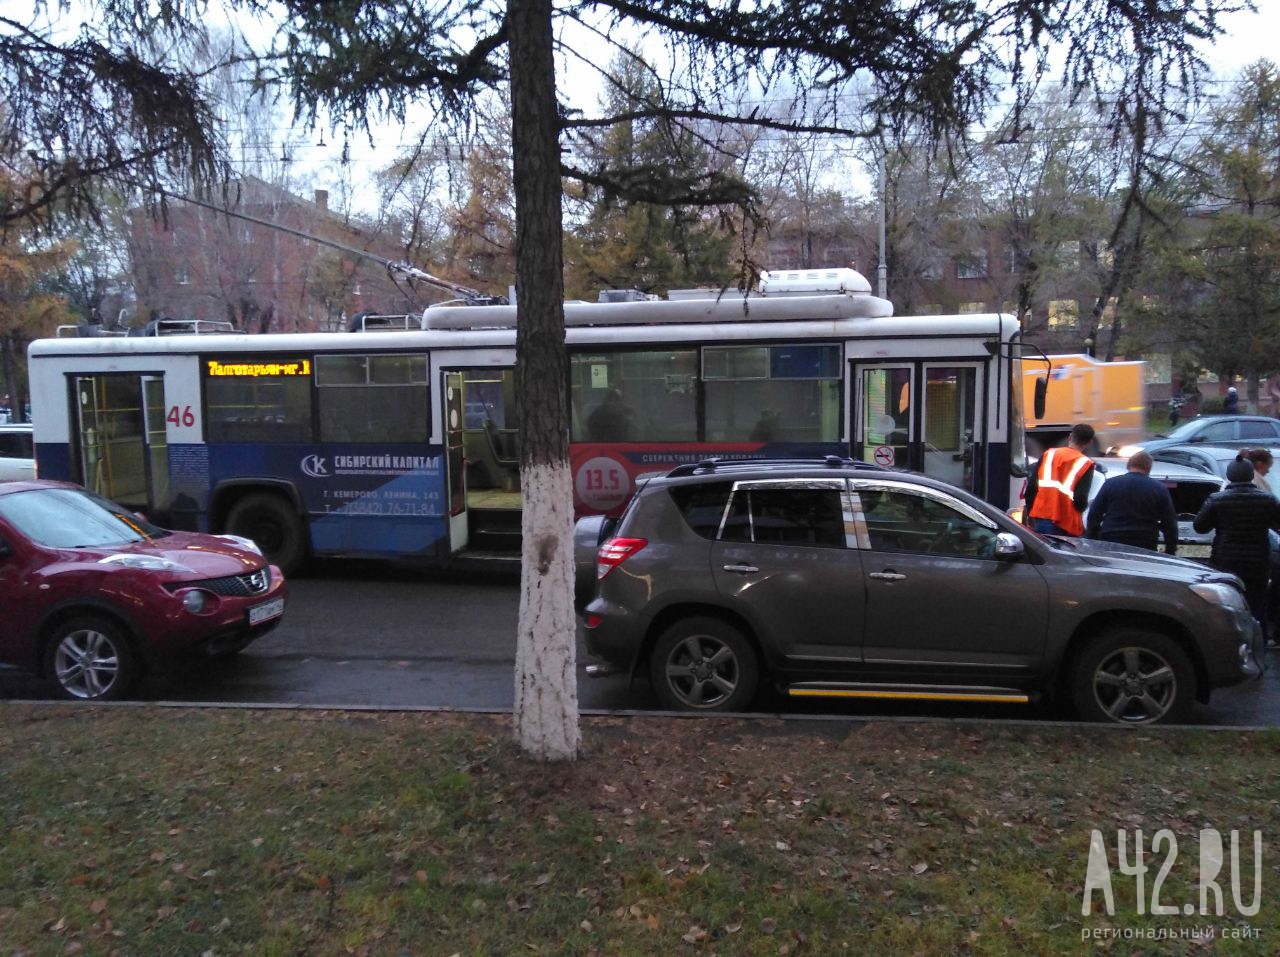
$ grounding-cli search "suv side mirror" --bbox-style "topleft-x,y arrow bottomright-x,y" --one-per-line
1033,376 -> 1048,421
994,532 -> 1025,561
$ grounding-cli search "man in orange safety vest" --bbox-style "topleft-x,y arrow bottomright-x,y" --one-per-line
1025,423 -> 1097,536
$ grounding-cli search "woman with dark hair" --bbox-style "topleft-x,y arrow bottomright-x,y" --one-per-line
1195,457 -> 1280,646
1240,448 -> 1275,496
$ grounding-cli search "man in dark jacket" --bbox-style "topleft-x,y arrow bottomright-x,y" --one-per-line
1193,457 -> 1280,628
1085,451 -> 1179,553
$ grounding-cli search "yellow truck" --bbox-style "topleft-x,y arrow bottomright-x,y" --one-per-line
1023,353 -> 1146,455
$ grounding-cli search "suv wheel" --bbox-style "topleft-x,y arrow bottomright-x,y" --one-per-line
649,617 -> 760,712
1069,629 -> 1195,725
44,616 -> 140,701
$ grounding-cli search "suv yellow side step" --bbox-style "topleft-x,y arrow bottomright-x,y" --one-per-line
788,688 -> 1030,704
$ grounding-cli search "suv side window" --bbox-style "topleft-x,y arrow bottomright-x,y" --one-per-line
858,488 -> 998,559
668,482 -> 733,539
721,486 -> 846,548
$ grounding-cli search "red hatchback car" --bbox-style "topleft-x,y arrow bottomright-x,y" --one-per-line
0,481 -> 287,700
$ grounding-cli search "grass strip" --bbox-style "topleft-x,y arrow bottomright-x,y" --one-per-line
0,706 -> 1276,955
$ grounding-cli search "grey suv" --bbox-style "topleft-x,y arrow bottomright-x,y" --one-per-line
578,458 -> 1261,724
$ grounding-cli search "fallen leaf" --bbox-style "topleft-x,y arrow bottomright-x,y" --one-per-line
761,917 -> 777,934
90,899 -> 107,914
681,925 -> 707,943
912,862 -> 929,875
532,872 -> 553,887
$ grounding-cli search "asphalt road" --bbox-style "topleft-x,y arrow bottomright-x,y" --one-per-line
2,559 -> 1279,727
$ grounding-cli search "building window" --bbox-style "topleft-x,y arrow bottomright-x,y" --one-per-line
958,301 -> 987,314
1055,241 -> 1081,270
174,268 -> 190,285
1048,300 -> 1079,330
1099,297 -> 1118,329
956,250 -> 988,280
920,259 -> 945,281
352,281 -> 362,296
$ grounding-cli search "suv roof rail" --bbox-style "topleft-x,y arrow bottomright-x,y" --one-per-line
665,456 -> 889,477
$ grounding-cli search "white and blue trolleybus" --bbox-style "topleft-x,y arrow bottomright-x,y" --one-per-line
27,268 -> 1031,572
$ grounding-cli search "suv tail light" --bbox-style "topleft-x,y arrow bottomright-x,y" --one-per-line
597,537 -> 647,580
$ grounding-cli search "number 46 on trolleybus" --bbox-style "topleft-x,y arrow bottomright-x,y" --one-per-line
27,267 -> 1031,574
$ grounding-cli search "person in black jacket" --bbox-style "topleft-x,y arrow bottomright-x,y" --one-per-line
1193,457 -> 1280,629
1085,451 -> 1179,553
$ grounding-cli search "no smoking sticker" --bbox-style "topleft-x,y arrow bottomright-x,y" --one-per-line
874,445 -> 895,466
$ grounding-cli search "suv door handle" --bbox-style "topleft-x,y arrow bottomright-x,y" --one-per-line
869,571 -> 906,581
722,563 -> 759,574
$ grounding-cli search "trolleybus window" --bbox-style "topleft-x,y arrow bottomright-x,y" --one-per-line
204,357 -> 313,443
704,344 -> 841,442
570,349 -> 698,442
316,353 -> 429,443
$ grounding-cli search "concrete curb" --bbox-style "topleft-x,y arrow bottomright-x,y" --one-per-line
1,697 -> 1276,732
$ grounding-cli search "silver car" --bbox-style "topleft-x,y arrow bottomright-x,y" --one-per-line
579,459 -> 1260,724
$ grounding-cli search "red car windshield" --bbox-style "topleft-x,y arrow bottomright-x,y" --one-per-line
0,488 -> 167,548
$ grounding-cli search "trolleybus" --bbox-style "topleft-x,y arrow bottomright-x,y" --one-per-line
27,268 -> 1031,572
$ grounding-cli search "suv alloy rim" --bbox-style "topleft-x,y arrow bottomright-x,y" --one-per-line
53,628 -> 121,699
664,634 -> 739,708
1091,646 -> 1177,723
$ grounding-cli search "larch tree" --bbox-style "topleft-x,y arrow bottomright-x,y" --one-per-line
1184,60 -> 1280,409
563,52 -> 737,297
1,0 -> 1243,759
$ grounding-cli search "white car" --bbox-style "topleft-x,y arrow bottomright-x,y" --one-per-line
1086,456 -> 1224,546
0,423 -> 34,481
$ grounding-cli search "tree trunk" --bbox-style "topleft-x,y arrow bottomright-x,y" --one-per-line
1246,369 -> 1261,415
508,0 -> 580,761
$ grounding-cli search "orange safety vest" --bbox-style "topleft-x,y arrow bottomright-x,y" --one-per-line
1029,446 -> 1092,535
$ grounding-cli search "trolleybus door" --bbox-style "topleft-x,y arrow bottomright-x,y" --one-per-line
444,371 -> 468,552
73,373 -> 170,514
853,364 -> 914,472
853,362 -> 985,496
919,363 -> 983,494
